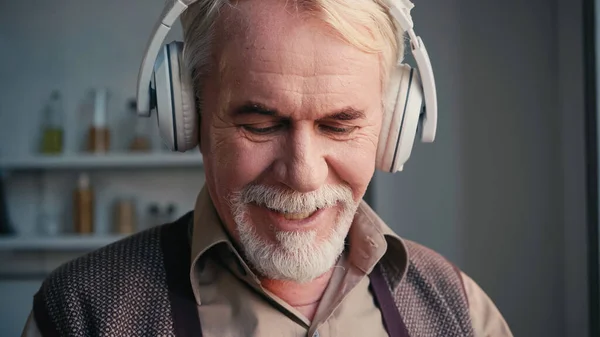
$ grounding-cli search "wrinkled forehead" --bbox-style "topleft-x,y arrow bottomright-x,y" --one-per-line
217,25 -> 378,86
214,1 -> 371,67
208,1 -> 383,117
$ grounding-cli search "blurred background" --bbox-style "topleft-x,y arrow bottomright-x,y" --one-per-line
0,0 -> 598,336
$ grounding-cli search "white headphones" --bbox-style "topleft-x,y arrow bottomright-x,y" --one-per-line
136,0 -> 437,173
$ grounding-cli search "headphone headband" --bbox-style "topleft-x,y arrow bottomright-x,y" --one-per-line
384,0 -> 437,142
136,0 -> 436,142
137,0 -> 194,116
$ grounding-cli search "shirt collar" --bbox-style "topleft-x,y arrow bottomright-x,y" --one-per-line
189,185 -> 409,304
190,186 -> 230,261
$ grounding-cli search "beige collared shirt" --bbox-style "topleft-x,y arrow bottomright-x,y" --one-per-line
22,187 -> 513,337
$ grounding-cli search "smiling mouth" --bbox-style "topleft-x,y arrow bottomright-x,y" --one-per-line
266,207 -> 320,220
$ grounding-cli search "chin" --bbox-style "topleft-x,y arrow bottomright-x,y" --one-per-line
228,183 -> 359,282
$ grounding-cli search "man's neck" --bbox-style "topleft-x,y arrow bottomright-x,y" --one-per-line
260,268 -> 334,321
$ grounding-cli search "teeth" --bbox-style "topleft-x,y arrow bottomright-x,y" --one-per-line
264,206 -> 319,220
283,211 -> 314,220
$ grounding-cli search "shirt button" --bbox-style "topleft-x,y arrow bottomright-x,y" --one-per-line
313,331 -> 319,337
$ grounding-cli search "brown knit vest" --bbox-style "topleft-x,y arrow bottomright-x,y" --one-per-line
32,211 -> 474,337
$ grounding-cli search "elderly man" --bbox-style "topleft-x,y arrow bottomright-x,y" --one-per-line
22,0 -> 512,336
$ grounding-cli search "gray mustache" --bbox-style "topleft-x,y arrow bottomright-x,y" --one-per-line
233,184 -> 354,214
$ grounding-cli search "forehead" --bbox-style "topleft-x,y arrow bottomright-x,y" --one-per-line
212,3 -> 383,118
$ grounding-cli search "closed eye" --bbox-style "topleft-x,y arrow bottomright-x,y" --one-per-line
242,124 -> 283,134
319,125 -> 357,134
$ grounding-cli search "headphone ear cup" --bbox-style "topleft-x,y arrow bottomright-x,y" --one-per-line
153,42 -> 198,152
176,43 -> 199,151
169,41 -> 198,152
377,64 -> 404,171
376,64 -> 424,173
153,45 -> 175,152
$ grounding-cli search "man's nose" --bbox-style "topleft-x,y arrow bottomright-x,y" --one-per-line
274,127 -> 328,193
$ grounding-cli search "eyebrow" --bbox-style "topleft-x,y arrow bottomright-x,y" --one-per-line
326,108 -> 366,121
232,102 -> 279,117
231,101 -> 366,121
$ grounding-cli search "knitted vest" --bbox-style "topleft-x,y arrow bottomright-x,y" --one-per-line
32,212 -> 474,337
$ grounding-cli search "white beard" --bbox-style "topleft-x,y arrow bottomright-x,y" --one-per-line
229,184 -> 359,283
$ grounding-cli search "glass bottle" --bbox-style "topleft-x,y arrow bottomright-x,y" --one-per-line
73,172 -> 94,234
113,197 -> 137,234
87,88 -> 111,153
40,90 -> 64,154
128,99 -> 152,152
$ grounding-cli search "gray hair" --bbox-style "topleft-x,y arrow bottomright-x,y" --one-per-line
180,0 -> 404,108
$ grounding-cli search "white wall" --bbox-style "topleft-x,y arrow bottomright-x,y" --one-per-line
560,0 -> 591,335
374,0 -> 568,336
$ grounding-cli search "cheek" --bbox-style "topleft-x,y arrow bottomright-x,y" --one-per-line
328,131 -> 379,202
203,126 -> 279,237
205,126 -> 278,194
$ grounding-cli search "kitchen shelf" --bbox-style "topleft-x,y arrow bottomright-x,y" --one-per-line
0,234 -> 129,251
0,152 -> 203,171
